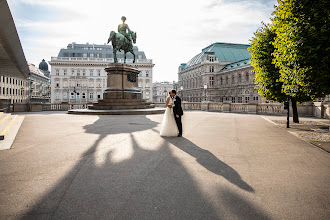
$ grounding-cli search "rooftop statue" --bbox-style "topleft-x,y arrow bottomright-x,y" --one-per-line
107,16 -> 137,63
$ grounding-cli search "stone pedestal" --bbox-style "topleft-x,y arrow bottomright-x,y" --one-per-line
88,63 -> 153,110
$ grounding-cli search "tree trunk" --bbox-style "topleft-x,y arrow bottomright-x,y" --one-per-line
292,99 -> 299,123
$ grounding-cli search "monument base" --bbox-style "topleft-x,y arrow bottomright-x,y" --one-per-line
69,63 -> 159,114
68,107 -> 165,115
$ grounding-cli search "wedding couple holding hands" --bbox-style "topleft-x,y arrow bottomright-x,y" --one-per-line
160,90 -> 183,137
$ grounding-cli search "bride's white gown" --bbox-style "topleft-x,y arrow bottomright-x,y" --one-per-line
160,98 -> 179,136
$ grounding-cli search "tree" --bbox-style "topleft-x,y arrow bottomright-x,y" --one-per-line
272,0 -> 330,100
249,0 -> 330,123
249,23 -> 287,103
249,23 -> 304,123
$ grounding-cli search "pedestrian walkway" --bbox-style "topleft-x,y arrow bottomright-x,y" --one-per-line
0,112 -> 328,219
0,113 -> 25,150
262,115 -> 330,152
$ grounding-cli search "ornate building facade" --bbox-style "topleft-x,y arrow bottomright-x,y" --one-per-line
0,76 -> 30,104
49,43 -> 154,104
29,62 -> 50,103
178,42 -> 264,103
152,81 -> 174,102
0,60 -> 50,104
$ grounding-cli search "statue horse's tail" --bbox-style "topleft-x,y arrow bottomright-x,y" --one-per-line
108,31 -> 116,44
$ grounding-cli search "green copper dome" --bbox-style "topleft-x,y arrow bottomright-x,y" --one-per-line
183,42 -> 251,69
39,59 -> 48,71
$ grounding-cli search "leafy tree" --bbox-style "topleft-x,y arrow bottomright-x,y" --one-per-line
249,0 -> 330,123
249,23 -> 303,122
249,23 -> 286,103
272,0 -> 330,100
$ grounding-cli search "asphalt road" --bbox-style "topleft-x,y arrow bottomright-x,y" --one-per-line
0,111 -> 329,219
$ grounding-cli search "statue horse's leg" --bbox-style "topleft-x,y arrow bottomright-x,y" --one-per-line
124,52 -> 127,64
130,50 -> 136,63
113,48 -> 117,63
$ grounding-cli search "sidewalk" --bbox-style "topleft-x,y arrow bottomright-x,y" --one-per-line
262,115 -> 330,152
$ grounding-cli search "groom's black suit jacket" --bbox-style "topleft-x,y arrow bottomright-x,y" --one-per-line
173,96 -> 183,116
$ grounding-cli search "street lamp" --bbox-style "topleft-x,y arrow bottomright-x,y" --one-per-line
204,84 -> 207,101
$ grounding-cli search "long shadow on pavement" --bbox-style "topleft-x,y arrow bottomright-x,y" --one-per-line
166,137 -> 254,192
20,115 -> 267,219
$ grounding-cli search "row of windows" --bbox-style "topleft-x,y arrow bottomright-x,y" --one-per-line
181,96 -> 259,103
180,72 -> 250,89
55,81 -> 104,88
0,87 -> 26,96
0,76 -> 26,86
138,71 -> 150,77
55,92 -> 101,100
220,73 -> 249,85
63,52 -> 144,60
55,70 -> 102,76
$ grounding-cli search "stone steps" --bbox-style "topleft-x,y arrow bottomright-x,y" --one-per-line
89,105 -> 150,110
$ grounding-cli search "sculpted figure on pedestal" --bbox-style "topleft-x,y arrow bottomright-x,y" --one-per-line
107,16 -> 137,63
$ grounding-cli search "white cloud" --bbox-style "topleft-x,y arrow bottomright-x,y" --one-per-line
8,0 -> 277,82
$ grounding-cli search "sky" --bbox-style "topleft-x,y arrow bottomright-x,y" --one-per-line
7,0 -> 277,83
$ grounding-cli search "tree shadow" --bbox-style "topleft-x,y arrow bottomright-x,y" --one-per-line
166,137 -> 254,192
20,115 -> 267,219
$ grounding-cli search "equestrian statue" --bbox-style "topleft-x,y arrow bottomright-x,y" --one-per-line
107,16 -> 137,63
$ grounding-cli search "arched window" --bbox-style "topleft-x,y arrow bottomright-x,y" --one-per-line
246,72 -> 249,82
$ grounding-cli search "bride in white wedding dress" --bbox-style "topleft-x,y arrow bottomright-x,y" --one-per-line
160,92 -> 179,136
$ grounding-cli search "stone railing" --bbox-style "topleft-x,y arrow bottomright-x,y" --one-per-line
231,103 -> 249,113
12,103 -> 92,112
183,102 -> 201,110
154,101 -> 319,117
10,101 -> 329,118
42,104 -> 64,111
208,102 -> 223,112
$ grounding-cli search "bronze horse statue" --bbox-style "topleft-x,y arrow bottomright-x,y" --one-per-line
107,31 -> 137,63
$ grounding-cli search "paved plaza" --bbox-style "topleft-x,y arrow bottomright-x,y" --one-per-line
0,111 -> 329,219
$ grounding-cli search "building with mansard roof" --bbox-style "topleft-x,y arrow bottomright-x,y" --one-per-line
49,42 -> 154,104
177,42 -> 265,103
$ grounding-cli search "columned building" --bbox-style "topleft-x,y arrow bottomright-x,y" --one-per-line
178,42 -> 263,103
152,81 -> 174,102
49,42 -> 154,104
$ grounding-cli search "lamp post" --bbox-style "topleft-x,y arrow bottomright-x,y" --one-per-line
204,84 -> 207,101
20,87 -> 24,103
180,86 -> 183,101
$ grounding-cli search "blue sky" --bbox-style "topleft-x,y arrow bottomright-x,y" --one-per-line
8,0 -> 277,82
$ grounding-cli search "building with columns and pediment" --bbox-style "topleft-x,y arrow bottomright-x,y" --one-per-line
178,42 -> 266,103
49,42 -> 154,104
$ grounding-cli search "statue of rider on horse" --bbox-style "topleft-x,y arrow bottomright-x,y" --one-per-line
107,16 -> 137,63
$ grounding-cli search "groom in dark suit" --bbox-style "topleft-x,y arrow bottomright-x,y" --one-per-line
170,90 -> 183,137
